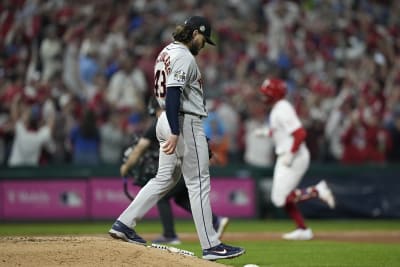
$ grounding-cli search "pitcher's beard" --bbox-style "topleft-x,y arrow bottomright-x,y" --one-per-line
189,41 -> 200,55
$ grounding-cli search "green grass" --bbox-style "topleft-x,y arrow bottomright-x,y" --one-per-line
179,241 -> 400,267
0,219 -> 397,235
1,219 -> 399,235
1,219 -> 399,267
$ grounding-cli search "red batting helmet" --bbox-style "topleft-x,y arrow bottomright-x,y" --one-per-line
259,78 -> 287,104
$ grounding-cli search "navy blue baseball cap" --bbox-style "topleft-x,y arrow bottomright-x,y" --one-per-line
184,16 -> 216,46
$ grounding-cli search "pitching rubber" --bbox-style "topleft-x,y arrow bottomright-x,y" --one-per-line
150,243 -> 195,257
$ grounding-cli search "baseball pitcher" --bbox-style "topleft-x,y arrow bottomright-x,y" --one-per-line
109,16 -> 245,261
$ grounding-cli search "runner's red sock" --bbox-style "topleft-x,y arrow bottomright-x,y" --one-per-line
285,198 -> 306,229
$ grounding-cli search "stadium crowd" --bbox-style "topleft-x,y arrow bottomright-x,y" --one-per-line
0,0 -> 399,167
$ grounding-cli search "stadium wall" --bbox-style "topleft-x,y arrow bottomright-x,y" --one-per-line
0,163 -> 399,220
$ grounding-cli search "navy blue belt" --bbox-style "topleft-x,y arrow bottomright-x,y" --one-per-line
179,111 -> 204,119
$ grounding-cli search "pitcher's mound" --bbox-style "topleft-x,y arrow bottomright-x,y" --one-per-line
0,236 -> 227,267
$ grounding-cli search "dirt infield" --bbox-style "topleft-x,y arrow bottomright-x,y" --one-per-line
1,231 -> 399,267
0,236 -> 227,267
200,231 -> 400,243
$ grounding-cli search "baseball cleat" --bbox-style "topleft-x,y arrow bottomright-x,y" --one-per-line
316,180 -> 336,209
214,217 -> 230,239
202,243 -> 245,261
152,235 -> 181,245
282,228 -> 313,240
109,220 -> 147,245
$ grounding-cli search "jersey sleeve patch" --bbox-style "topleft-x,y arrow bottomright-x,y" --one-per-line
173,70 -> 186,83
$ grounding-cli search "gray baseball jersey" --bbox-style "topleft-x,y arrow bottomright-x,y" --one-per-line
154,42 -> 208,117
117,41 -> 220,250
